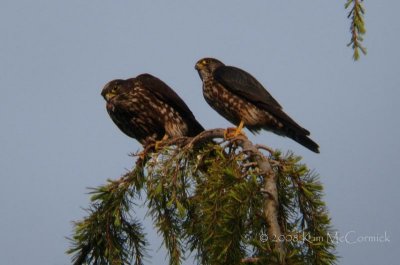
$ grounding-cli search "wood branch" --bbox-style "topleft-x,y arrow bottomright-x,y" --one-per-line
232,135 -> 285,260
255,144 -> 274,154
142,128 -> 226,151
241,257 -> 260,263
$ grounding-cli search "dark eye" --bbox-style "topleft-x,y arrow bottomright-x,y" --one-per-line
112,85 -> 118,93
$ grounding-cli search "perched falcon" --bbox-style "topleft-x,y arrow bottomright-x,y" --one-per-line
195,58 -> 319,153
101,73 -> 204,146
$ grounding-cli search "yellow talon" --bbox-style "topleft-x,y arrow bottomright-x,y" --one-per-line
224,120 -> 246,139
137,150 -> 147,160
155,134 -> 169,150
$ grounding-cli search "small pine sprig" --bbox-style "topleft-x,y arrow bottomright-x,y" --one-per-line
345,0 -> 367,60
145,147 -> 195,265
183,144 -> 251,265
67,167 -> 148,265
272,152 -> 337,265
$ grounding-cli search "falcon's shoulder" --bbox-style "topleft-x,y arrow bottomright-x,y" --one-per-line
213,66 -> 282,108
135,74 -> 192,115
136,74 -> 204,132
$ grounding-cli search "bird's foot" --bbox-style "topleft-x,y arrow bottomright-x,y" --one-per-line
154,141 -> 163,151
154,134 -> 169,151
224,127 -> 246,139
224,120 -> 247,139
137,150 -> 147,160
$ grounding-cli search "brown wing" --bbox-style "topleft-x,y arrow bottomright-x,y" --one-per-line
135,74 -> 204,136
214,66 -> 310,136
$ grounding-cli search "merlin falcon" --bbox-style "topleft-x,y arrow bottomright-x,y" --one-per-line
101,73 -> 204,146
195,57 -> 319,153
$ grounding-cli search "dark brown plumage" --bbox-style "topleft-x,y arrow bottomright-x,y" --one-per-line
195,57 -> 319,153
101,73 -> 204,146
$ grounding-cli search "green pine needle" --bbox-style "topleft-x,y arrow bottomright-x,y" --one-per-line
345,0 -> 367,61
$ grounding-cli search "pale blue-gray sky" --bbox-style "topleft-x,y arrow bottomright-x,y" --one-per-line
1,1 -> 399,264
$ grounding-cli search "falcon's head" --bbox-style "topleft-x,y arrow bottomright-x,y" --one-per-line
101,78 -> 136,113
101,79 -> 134,102
195,57 -> 225,80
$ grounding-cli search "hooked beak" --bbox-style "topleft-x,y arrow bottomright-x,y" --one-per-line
104,92 -> 116,101
195,62 -> 204,71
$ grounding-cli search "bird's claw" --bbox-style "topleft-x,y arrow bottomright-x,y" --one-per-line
154,134 -> 169,151
137,150 -> 147,160
154,140 -> 163,151
224,127 -> 246,139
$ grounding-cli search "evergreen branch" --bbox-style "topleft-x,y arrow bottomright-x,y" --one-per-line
185,145 -> 250,264
67,167 -> 148,265
272,152 -> 337,265
68,128 -> 337,265
145,147 -> 194,265
345,0 -> 367,60
293,170 -> 336,264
